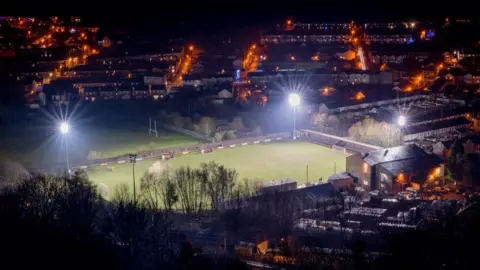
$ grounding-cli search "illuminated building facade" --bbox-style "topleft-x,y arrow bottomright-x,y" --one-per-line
346,144 -> 444,194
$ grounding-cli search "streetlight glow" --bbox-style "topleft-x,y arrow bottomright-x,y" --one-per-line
59,122 -> 69,134
289,93 -> 300,107
397,115 -> 406,126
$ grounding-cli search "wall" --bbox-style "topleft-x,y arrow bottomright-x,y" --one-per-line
376,165 -> 395,194
345,153 -> 371,189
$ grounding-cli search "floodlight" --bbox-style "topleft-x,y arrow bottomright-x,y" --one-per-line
397,115 -> 406,126
289,93 -> 300,107
59,122 -> 69,134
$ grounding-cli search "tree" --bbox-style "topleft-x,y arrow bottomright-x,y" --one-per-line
214,131 -> 225,142
224,130 -> 237,140
163,179 -> 178,212
311,112 -> 328,126
0,174 -> 125,270
228,116 -> 245,131
173,166 -> 205,213
140,161 -> 178,211
196,116 -> 216,136
251,126 -> 262,136
233,178 -> 260,198
171,112 -> 185,128
183,117 -> 193,130
197,162 -> 237,211
348,117 -> 401,147
326,115 -> 340,129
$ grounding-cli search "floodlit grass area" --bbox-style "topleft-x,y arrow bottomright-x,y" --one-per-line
0,124 -> 201,169
87,141 -> 348,196
81,126 -> 201,159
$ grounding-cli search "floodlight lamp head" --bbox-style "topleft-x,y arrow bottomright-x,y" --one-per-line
289,93 -> 300,107
59,122 -> 69,134
397,115 -> 406,126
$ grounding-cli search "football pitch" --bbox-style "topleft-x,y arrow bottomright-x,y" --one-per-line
0,124 -> 201,169
87,141 -> 348,195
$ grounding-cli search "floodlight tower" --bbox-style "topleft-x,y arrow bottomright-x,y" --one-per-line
289,93 -> 301,140
397,115 -> 406,144
59,121 -> 70,172
129,154 -> 138,203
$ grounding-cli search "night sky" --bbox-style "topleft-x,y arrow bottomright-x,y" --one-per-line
10,0 -> 479,34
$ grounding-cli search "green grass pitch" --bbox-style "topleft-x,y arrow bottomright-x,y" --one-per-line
87,141 -> 348,196
0,125 -> 201,165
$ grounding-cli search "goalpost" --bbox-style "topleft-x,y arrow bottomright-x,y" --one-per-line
332,145 -> 347,153
149,118 -> 158,137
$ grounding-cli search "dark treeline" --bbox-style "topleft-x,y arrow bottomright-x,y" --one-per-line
1,162 -> 480,270
0,167 -> 248,270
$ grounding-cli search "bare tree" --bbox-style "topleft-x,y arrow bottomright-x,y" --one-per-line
198,162 -> 237,211
196,116 -> 216,136
174,166 -> 205,213
349,117 -> 401,147
171,112 -> 185,128
109,184 -> 148,267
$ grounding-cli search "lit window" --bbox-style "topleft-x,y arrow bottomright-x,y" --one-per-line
363,162 -> 369,174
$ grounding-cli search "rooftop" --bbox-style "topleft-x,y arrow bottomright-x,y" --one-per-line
363,144 -> 427,166
328,172 -> 352,181
379,154 -> 443,176
405,118 -> 471,135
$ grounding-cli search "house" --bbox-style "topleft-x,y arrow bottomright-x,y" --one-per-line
144,74 -> 165,85
346,144 -> 444,194
327,172 -> 354,189
217,89 -> 233,99
432,140 -> 454,161
99,87 -> 116,100
183,74 -> 203,86
220,182 -> 341,213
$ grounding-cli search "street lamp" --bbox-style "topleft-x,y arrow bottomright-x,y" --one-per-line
289,93 -> 300,140
59,121 -> 70,172
129,154 -> 137,203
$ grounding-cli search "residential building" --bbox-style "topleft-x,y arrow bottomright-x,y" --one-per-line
346,144 -> 444,194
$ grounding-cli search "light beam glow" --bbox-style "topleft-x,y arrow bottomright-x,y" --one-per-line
59,122 -> 69,134
289,93 -> 300,107
397,115 -> 406,126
